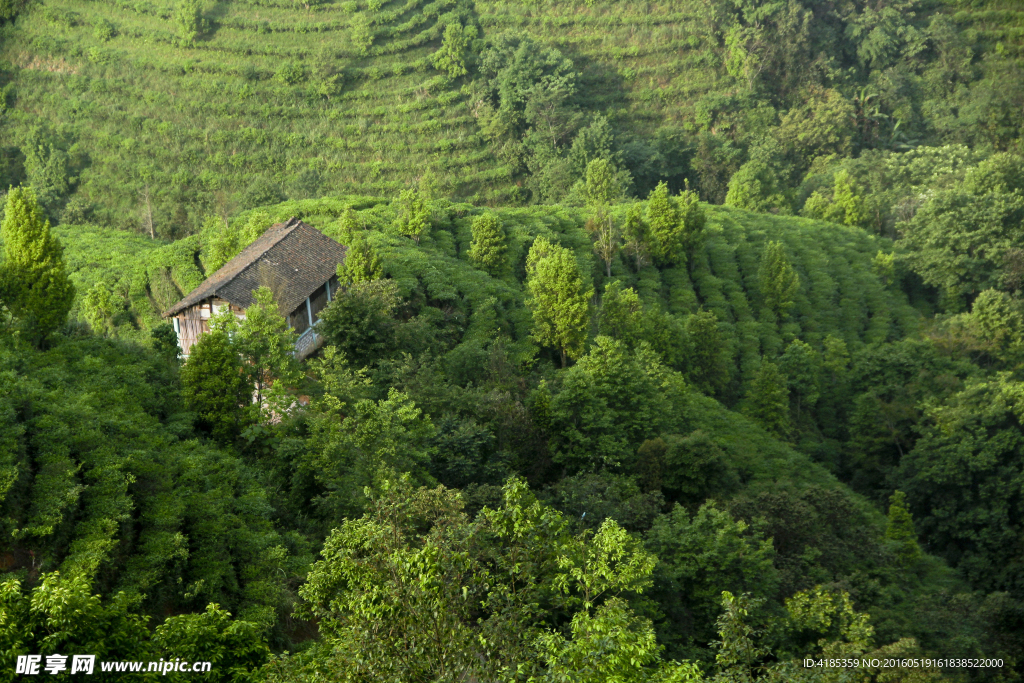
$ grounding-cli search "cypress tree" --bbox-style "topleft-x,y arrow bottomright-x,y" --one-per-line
744,360 -> 790,438
340,234 -> 383,284
467,212 -> 508,276
646,182 -> 681,266
677,184 -> 707,265
885,490 -> 923,569
758,240 -> 799,318
0,186 -> 75,344
684,309 -> 730,396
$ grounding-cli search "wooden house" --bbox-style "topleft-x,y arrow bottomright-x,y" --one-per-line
163,217 -> 347,359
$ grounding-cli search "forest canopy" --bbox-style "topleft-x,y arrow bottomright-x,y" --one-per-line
1,0 -> 1024,681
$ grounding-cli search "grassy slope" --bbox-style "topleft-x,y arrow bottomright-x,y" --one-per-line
59,195 -> 919,395
3,0 -> 1021,231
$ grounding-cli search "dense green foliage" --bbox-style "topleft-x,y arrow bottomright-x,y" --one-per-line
1,0 -> 1022,233
2,0 -> 1024,679
0,188 -> 74,344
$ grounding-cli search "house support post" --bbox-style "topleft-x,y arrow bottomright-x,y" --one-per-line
306,297 -> 313,328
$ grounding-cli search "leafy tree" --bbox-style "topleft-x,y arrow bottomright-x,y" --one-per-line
872,250 -> 897,286
467,212 -> 508,276
0,0 -> 28,22
971,289 -> 1024,366
82,280 -> 125,335
199,214 -> 236,274
317,279 -> 399,367
657,431 -> 736,503
274,476 -> 685,682
885,490 -> 923,570
394,189 -> 431,244
831,170 -> 868,228
900,155 -> 1024,306
304,389 -> 436,520
802,170 -> 868,228
776,88 -> 856,166
338,233 -> 383,284
725,159 -> 792,215
0,573 -> 270,683
432,22 -> 475,79
623,202 -> 650,270
533,597 -> 701,683
744,360 -> 789,438
567,115 -> 618,180
710,588 -> 943,683
684,310 -> 730,396
180,327 -> 248,443
93,17 -> 116,41
230,287 -> 301,419
0,572 -> 154,678
896,376 -> 1024,595
174,0 -> 205,46
599,280 -> 643,343
646,182 -> 681,266
473,34 -> 580,148
778,339 -> 820,422
0,187 -> 75,345
676,184 -> 707,266
349,12 -> 374,56
757,240 -> 799,318
646,503 -> 777,660
526,237 -> 592,367
584,159 -> 621,277
20,126 -> 71,217
548,336 -> 667,471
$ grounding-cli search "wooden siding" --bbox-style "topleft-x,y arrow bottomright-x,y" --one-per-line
173,299 -> 244,356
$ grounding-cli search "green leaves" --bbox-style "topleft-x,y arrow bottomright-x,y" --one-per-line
0,187 -> 75,346
757,240 -> 798,318
899,154 -> 1024,307
743,360 -> 789,438
645,182 -> 706,268
468,212 -> 508,277
526,236 -> 592,367
174,0 -> 204,46
181,327 -> 248,443
286,476 -> 681,682
432,22 -> 476,79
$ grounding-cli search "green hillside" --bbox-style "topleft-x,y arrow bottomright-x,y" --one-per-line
60,197 -> 918,398
1,0 -> 1022,235
2,0 -> 1024,679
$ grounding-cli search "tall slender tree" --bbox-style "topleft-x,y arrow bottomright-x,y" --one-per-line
622,202 -> 649,271
0,187 -> 74,345
468,212 -> 508,276
584,160 -> 621,277
745,360 -> 790,438
758,240 -> 799,318
646,182 -> 680,266
526,237 -> 593,367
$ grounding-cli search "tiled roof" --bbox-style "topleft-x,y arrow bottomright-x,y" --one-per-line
163,217 -> 347,318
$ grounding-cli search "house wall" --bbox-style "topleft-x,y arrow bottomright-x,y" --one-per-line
172,298 -> 244,357
173,276 -> 337,359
